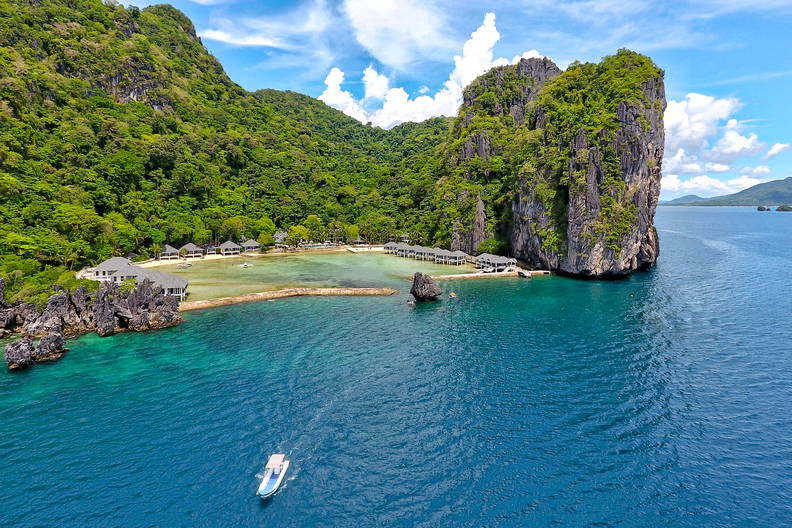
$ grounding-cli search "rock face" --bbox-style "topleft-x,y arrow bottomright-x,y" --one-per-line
445,51 -> 665,278
2,279 -> 183,370
34,332 -> 67,362
4,337 -> 34,371
410,273 -> 442,301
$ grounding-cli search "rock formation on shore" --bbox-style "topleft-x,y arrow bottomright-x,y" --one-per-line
2,278 -> 182,370
443,50 -> 666,278
410,273 -> 442,301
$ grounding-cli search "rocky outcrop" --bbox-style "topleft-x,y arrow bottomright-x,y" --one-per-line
450,194 -> 489,254
410,273 -> 442,302
446,50 -> 665,278
4,337 -> 34,371
34,332 -> 67,362
1,279 -> 183,370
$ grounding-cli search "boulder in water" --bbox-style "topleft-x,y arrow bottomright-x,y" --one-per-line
34,332 -> 67,363
410,273 -> 442,301
4,337 -> 35,371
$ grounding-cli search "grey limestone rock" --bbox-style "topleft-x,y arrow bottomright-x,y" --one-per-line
410,273 -> 442,302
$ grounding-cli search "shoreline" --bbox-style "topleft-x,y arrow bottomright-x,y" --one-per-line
179,287 -> 398,312
432,270 -> 552,280
139,245 -> 384,269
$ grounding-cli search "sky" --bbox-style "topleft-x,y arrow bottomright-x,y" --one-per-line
127,0 -> 792,200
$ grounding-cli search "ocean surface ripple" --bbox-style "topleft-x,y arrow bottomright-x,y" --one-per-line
1,207 -> 791,527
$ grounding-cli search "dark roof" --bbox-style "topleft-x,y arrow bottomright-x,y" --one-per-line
180,243 -> 203,252
109,265 -> 189,290
95,257 -> 132,272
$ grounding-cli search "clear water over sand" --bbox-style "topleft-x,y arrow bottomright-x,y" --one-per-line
1,207 -> 791,527
154,251 -> 472,300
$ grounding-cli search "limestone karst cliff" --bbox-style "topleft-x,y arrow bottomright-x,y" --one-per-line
443,50 -> 665,277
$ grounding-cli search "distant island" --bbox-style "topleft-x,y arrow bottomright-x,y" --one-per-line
661,177 -> 792,206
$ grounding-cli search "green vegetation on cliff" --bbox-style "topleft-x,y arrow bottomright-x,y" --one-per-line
443,50 -> 663,256
0,0 -> 451,302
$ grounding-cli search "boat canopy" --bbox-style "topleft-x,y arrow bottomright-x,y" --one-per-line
266,454 -> 285,469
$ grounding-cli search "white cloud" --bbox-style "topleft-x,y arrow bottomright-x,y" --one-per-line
318,68 -> 367,123
199,0 -> 336,77
319,12 -> 546,129
342,0 -> 455,68
708,119 -> 765,163
664,93 -> 741,153
199,30 -> 285,48
362,67 -> 389,99
740,165 -> 771,175
763,142 -> 789,161
661,174 -> 767,197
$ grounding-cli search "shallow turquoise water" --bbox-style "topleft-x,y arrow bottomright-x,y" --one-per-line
1,207 -> 791,527
153,251 -> 472,300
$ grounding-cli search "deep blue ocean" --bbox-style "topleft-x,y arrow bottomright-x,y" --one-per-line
2,207 -> 791,527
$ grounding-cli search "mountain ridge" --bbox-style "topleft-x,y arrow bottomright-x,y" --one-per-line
661,177 -> 792,206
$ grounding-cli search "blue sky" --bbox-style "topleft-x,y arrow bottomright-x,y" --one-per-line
128,0 -> 792,199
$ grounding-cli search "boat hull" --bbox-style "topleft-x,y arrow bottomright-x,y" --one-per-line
257,460 -> 289,498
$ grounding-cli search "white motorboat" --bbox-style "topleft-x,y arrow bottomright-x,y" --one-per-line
239,262 -> 251,268
257,454 -> 289,498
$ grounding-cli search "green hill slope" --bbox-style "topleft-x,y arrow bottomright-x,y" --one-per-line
0,0 -> 452,297
694,177 -> 792,206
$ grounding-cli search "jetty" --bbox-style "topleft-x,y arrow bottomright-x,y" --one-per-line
179,287 -> 398,311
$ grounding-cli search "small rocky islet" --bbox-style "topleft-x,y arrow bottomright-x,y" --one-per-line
1,277 -> 181,370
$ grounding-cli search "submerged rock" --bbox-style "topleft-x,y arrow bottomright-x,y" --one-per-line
410,273 -> 442,302
4,337 -> 35,371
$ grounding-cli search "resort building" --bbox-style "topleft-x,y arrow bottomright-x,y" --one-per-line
219,240 -> 242,255
180,243 -> 205,259
274,231 -> 288,244
385,244 -> 471,266
241,239 -> 261,252
160,245 -> 179,260
476,253 -> 517,272
204,244 -> 218,255
89,258 -> 189,300
93,257 -> 135,281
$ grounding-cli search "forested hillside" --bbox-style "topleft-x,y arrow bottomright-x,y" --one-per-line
0,0 -> 666,302
0,0 -> 449,302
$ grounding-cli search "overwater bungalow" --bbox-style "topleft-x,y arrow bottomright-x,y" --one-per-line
451,250 -> 470,265
180,243 -> 205,259
219,240 -> 242,256
241,239 -> 261,252
394,242 -> 410,256
160,245 -> 179,260
434,248 -> 453,264
384,242 -> 398,254
415,246 -> 436,261
476,253 -> 517,272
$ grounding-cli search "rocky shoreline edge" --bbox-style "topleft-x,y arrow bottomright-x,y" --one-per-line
2,282 -> 398,371
1,277 -> 181,371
